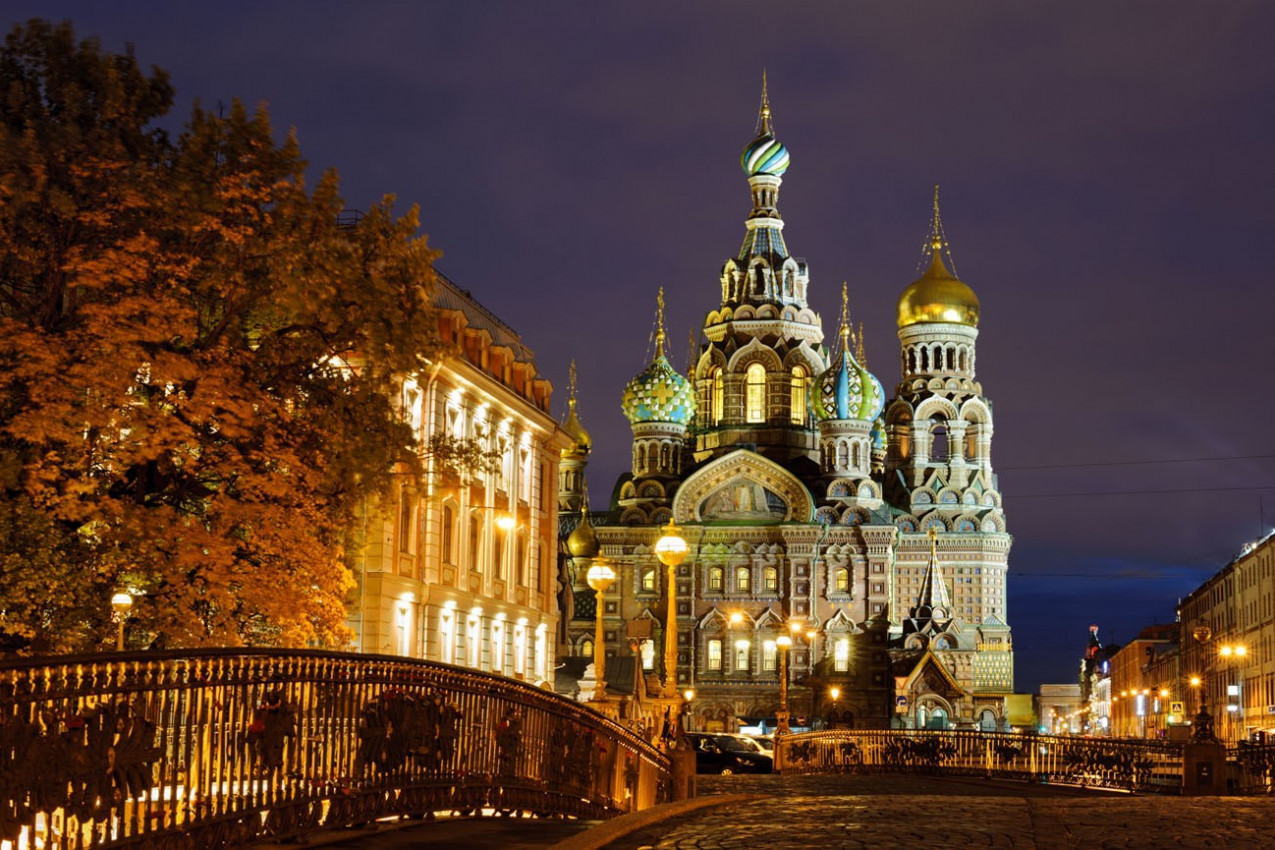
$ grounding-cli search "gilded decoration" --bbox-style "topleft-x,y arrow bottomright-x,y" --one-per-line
670,449 -> 814,523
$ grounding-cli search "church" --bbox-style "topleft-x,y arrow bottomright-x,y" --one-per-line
558,81 -> 1014,732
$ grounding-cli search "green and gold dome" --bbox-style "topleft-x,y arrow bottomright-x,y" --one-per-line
621,288 -> 696,426
812,285 -> 885,423
740,74 -> 789,177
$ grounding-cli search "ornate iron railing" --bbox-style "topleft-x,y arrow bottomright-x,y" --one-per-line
1229,740 -> 1275,794
0,649 -> 672,848
775,729 -> 1183,794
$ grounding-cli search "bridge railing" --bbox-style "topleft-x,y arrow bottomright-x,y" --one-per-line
1229,740 -> 1275,794
775,729 -> 1183,794
0,648 -> 672,849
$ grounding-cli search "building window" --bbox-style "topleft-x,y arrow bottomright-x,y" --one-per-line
492,619 -> 506,672
734,639 -> 751,672
764,566 -> 778,591
642,569 -> 657,592
466,614 -> 481,668
399,490 -> 413,553
790,366 -> 807,424
468,512 -> 483,572
735,566 -> 751,592
707,639 -> 723,671
709,567 -> 724,591
763,640 -> 778,671
641,639 -> 655,670
514,624 -> 527,675
440,608 -> 456,664
835,568 -> 849,592
834,638 -> 850,672
441,503 -> 456,564
493,528 -> 504,580
516,536 -> 526,586
746,363 -> 766,423
711,368 -> 724,425
581,638 -> 594,659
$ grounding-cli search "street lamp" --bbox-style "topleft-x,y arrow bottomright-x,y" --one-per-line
110,591 -> 133,651
776,634 -> 792,735
653,519 -> 688,695
682,687 -> 695,731
586,557 -> 616,697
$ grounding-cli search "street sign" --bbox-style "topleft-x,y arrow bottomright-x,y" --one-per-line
895,695 -> 908,706
1170,701 -> 1185,715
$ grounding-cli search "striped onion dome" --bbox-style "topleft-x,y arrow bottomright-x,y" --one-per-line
741,132 -> 790,177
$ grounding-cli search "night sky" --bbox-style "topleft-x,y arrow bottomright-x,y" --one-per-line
14,2 -> 1275,692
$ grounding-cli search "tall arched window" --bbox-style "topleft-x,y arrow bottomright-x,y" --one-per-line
468,511 -> 483,572
708,567 -> 724,591
835,568 -> 849,593
790,366 -> 808,424
711,368 -> 724,425
735,566 -> 751,592
441,502 -> 456,564
931,422 -> 949,462
746,363 -> 766,423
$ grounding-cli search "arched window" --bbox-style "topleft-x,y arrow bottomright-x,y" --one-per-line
790,366 -> 808,424
707,639 -> 723,671
834,568 -> 849,593
735,566 -> 751,592
746,363 -> 766,423
708,567 -> 724,591
734,639 -> 751,671
441,503 -> 456,564
711,368 -> 724,425
834,638 -> 850,672
763,566 -> 778,591
641,569 -> 657,592
931,422 -> 948,462
763,640 -> 778,671
641,639 -> 655,670
515,535 -> 526,586
468,511 -> 483,572
398,489 -> 413,553
581,638 -> 594,659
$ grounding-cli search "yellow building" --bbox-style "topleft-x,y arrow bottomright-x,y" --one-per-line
1179,530 -> 1275,743
353,272 -> 571,688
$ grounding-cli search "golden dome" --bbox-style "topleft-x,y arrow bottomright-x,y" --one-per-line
561,397 -> 592,457
566,510 -> 600,559
897,242 -> 980,329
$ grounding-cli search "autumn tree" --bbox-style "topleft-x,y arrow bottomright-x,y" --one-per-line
0,20 -> 447,650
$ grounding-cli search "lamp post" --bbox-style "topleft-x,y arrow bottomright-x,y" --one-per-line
110,591 -> 133,651
1220,642 -> 1248,742
586,557 -> 616,697
776,634 -> 792,735
682,688 -> 695,732
653,520 -> 688,696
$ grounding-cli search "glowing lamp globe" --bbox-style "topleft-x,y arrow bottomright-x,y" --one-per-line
653,520 -> 688,568
586,558 -> 616,592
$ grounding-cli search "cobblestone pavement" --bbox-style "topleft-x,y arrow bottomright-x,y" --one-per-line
605,775 -> 1275,850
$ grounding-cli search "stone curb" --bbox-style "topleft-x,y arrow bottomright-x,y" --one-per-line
546,794 -> 764,850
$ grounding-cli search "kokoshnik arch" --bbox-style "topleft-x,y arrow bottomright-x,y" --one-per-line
559,77 -> 1014,732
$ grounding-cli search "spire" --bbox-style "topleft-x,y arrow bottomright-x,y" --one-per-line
838,282 -> 851,353
756,69 -> 774,137
913,526 -> 952,617
568,359 -> 578,403
655,287 -> 667,359
561,359 -> 592,455
923,183 -> 959,279
856,322 -> 867,369
685,329 -> 696,378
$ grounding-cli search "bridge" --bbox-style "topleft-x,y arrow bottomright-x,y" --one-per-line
4,651 -> 1275,850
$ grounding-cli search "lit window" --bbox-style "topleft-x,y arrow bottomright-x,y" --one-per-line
736,566 -> 751,592
711,368 -> 724,425
764,566 -> 778,591
734,639 -> 751,671
763,640 -> 777,671
641,639 -> 655,670
790,366 -> 807,424
581,638 -> 594,659
835,568 -> 849,593
642,569 -> 657,592
835,638 -> 850,672
708,639 -> 723,671
709,567 -> 724,591
746,363 -> 766,423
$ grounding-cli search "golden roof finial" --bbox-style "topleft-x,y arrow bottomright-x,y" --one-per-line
930,183 -> 943,253
928,524 -> 939,551
856,322 -> 867,368
757,69 -> 773,137
568,359 -> 578,402
686,329 -> 696,377
655,287 -> 667,359
839,282 -> 851,352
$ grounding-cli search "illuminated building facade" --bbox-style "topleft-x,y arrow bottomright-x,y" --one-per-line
560,82 -> 1014,731
1179,529 -> 1275,743
354,273 -> 570,689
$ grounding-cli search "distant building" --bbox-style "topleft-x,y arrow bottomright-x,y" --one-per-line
1178,529 -> 1275,743
1037,683 -> 1082,734
352,272 -> 570,689
559,82 -> 1014,732
1080,625 -> 1118,735
1107,623 -> 1179,738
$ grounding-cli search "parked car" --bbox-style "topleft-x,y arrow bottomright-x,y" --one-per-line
686,732 -> 774,774
745,734 -> 774,755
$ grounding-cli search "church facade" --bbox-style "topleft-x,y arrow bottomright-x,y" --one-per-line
559,83 -> 1014,732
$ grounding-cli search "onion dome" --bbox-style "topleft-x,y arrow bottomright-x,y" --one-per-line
621,289 -> 697,426
871,417 -> 886,452
560,362 -> 591,458
812,285 -> 885,422
897,187 -> 980,329
740,72 -> 790,177
567,503 -> 600,559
